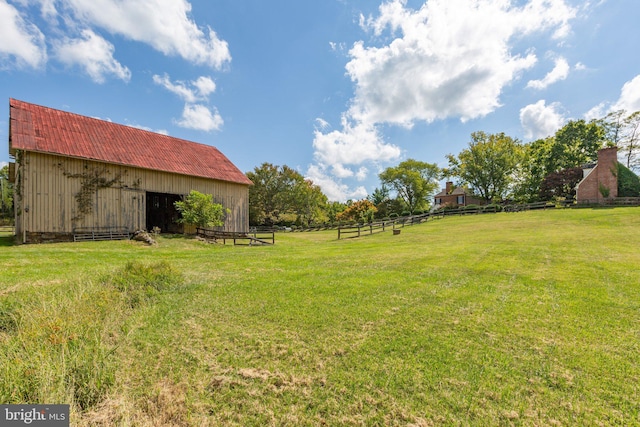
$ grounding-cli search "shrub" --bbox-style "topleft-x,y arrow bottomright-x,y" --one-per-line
618,163 -> 640,197
482,204 -> 503,212
175,190 -> 229,229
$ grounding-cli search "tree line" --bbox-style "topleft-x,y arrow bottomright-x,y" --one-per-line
248,109 -> 640,227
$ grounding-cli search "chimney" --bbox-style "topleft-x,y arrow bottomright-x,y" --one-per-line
446,182 -> 453,194
597,147 -> 618,199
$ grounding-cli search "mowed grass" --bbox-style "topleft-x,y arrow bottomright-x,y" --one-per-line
1,208 -> 639,426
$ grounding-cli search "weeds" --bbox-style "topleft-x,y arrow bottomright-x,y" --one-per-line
104,261 -> 183,308
0,261 -> 182,416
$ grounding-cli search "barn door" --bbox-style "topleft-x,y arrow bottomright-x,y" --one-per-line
145,192 -> 183,233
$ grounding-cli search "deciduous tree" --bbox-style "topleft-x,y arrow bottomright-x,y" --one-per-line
379,159 -> 440,214
446,132 -> 521,203
336,199 -> 377,223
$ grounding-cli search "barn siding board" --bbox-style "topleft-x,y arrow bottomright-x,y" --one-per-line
15,152 -> 249,243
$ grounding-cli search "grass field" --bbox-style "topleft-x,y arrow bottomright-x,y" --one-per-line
1,208 -> 639,426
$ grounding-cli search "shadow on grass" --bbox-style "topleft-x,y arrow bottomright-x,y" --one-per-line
0,234 -> 16,247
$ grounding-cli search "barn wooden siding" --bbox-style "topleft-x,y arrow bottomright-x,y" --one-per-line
14,151 -> 249,243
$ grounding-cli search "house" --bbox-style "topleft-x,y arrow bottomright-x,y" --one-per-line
433,182 -> 484,208
575,147 -> 618,203
8,98 -> 252,243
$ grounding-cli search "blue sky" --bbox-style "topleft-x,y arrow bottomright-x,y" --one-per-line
1,0 -> 639,201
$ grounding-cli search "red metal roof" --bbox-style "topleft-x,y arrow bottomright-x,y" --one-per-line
9,98 -> 252,185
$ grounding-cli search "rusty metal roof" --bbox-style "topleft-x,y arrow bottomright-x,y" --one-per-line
9,98 -> 252,185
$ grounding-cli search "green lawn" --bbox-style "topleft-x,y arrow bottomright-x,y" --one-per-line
1,208 -> 639,426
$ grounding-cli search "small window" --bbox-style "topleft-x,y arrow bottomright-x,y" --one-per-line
457,195 -> 465,205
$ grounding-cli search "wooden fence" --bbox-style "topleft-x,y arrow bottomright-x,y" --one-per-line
196,227 -> 275,245
336,199 -> 640,240
337,212 -> 443,240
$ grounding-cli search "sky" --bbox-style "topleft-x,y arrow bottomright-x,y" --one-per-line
1,0 -> 640,201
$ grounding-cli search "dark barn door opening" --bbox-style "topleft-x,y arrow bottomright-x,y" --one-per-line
146,192 -> 184,233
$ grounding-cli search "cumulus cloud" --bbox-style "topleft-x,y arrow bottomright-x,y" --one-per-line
347,0 -> 575,127
612,75 -> 640,113
175,104 -> 223,132
310,0 -> 576,201
526,57 -> 570,90
306,164 -> 368,202
154,73 -> 223,131
1,0 -> 230,83
584,74 -> 640,120
520,100 -> 566,140
0,0 -> 47,69
63,0 -> 230,69
152,73 -> 216,103
54,29 -> 130,83
313,117 -> 401,167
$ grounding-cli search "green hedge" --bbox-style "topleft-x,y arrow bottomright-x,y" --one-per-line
618,163 -> 640,197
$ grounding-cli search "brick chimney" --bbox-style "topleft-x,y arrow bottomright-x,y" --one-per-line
445,181 -> 453,194
576,146 -> 618,202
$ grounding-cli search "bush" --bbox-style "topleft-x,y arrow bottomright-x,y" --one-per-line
175,190 -> 229,229
482,204 -> 503,212
618,163 -> 640,197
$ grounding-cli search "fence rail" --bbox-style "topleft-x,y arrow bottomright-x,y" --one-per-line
335,199 -> 640,240
196,228 -> 275,245
73,226 -> 131,242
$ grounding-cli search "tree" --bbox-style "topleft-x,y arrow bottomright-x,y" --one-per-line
335,199 -> 377,223
174,190 -> 228,229
538,167 -> 583,201
247,163 -> 329,226
368,184 -> 391,219
512,120 -> 606,203
246,163 -> 298,225
446,132 -> 521,203
512,137 -> 553,203
379,159 -> 439,214
292,179 -> 328,227
550,119 -> 605,171
0,165 -> 13,222
621,111 -> 640,171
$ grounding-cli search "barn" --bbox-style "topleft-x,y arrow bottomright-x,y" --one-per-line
8,98 -> 252,244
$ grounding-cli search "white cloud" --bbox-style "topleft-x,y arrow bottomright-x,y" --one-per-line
310,0 -> 576,201
153,73 -> 223,131
526,57 -> 570,90
0,0 -> 47,69
584,102 -> 607,121
175,104 -> 223,132
355,167 -> 368,181
153,73 -> 215,103
312,116 -> 401,167
331,164 -> 355,179
306,164 -> 368,202
347,0 -> 575,127
314,118 -> 330,131
584,74 -> 640,120
520,100 -> 566,140
612,75 -> 640,113
54,29 -> 130,83
63,0 -> 231,69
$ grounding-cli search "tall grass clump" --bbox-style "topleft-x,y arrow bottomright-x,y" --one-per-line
105,261 -> 183,308
0,261 -> 182,414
